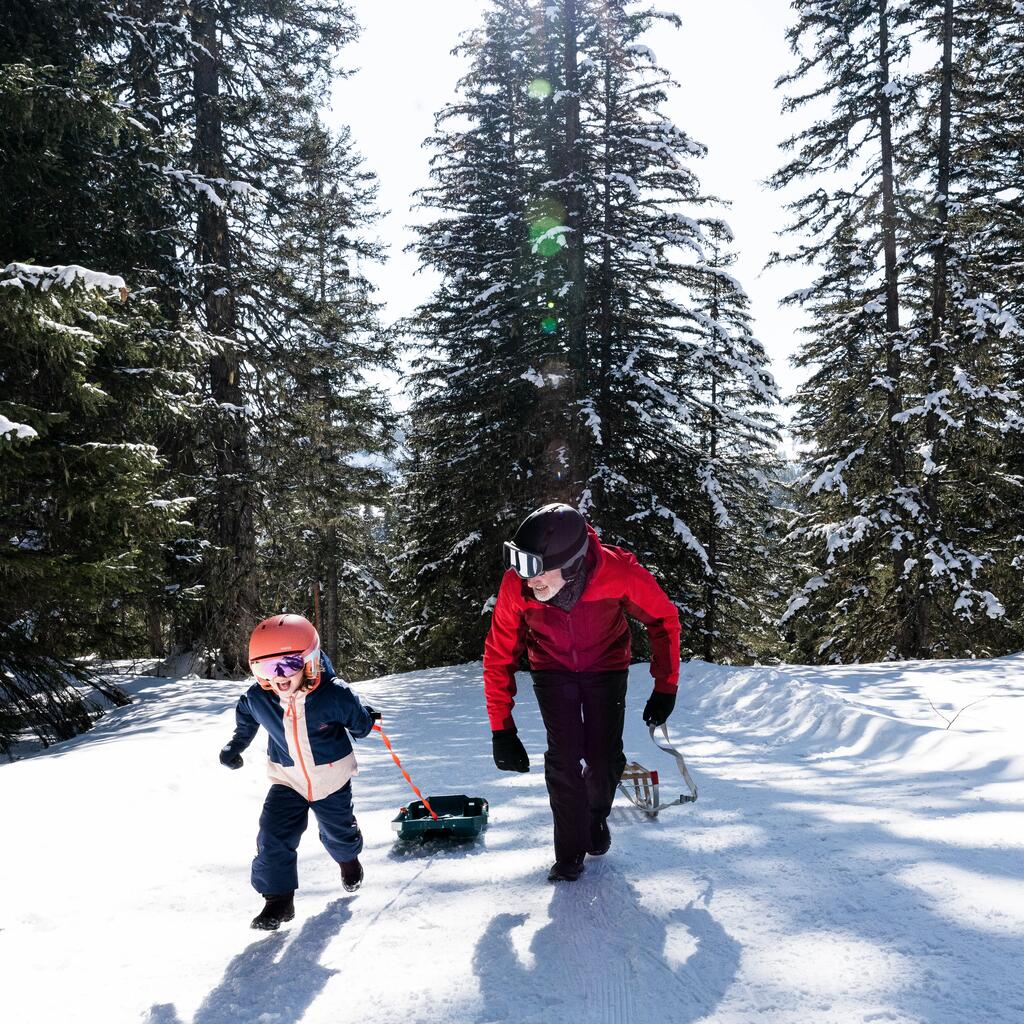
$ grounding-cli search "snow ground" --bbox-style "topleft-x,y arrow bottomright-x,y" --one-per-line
2,656 -> 1023,1024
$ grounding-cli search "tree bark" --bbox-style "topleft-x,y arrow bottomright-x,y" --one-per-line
915,0 -> 954,657
127,0 -> 181,658
878,0 -> 913,657
703,271 -> 720,664
191,1 -> 257,672
878,0 -> 905,483
596,16 -> 614,507
561,0 -> 589,489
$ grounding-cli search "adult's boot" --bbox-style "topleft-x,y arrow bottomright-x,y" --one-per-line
547,853 -> 586,883
251,892 -> 295,931
588,815 -> 611,856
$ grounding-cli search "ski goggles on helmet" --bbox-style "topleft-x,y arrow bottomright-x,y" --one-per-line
504,542 -> 545,579
504,531 -> 589,580
250,652 -> 307,682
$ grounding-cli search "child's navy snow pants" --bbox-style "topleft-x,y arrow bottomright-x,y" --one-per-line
531,669 -> 628,865
251,780 -> 363,894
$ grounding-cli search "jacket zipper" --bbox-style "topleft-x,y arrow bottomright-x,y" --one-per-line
567,610 -> 579,670
287,695 -> 314,801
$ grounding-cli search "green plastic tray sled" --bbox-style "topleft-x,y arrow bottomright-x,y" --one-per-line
391,794 -> 489,841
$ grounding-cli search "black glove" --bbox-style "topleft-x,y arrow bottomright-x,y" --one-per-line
365,704 -> 382,722
219,745 -> 243,770
643,690 -> 676,727
492,727 -> 530,773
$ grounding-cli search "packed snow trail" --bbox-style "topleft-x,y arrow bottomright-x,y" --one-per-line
2,657 -> 1023,1023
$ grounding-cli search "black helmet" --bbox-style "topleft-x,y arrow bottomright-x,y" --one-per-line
504,503 -> 589,579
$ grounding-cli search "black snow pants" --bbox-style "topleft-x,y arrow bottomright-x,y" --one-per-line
531,669 -> 628,864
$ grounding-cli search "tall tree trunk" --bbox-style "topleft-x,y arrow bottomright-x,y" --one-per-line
596,24 -> 614,508
311,165 -> 340,668
704,372 -> 719,664
147,604 -> 166,660
915,0 -> 955,657
561,0 -> 589,490
191,1 -> 257,671
878,0 -> 912,656
128,0 -> 179,658
504,55 -> 529,508
703,273 -> 720,664
879,0 -> 905,473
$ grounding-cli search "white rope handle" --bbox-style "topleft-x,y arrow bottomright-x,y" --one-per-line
649,723 -> 698,803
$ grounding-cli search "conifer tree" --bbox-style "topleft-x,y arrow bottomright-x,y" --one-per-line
774,0 -> 937,661
895,0 -> 1020,654
401,0 -> 555,666
403,0 -> 783,667
0,263 -> 173,756
684,226 -> 784,661
571,1 -> 783,661
1,0 -> 394,753
0,7 -> 195,749
775,0 -> 1020,660
109,1 -> 387,671
255,118 -> 396,680
984,4 -> 1024,645
101,2 -> 210,660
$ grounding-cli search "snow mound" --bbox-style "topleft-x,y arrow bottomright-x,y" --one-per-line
685,654 -> 1024,768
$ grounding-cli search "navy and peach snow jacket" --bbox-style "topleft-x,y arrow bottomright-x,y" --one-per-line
224,653 -> 375,802
483,525 -> 681,731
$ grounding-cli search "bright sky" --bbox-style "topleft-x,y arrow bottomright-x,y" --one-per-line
330,0 -> 812,414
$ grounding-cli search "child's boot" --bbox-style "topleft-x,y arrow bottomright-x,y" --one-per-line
340,857 -> 363,892
251,892 -> 295,930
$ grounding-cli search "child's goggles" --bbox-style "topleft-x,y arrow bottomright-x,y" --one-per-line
250,653 -> 307,681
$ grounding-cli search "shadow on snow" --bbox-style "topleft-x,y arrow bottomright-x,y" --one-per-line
473,865 -> 739,1024
145,898 -> 352,1024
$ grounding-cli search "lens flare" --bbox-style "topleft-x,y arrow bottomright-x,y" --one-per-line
541,316 -> 558,334
527,78 -> 552,100
526,197 -> 569,257
529,216 -> 567,257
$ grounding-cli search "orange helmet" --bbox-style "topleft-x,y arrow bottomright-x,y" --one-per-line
249,614 -> 321,689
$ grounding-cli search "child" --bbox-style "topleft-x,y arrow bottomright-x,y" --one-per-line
219,613 -> 378,930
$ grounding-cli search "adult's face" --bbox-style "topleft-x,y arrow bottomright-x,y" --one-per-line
527,566 -> 566,602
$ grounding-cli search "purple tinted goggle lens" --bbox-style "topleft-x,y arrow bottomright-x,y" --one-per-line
252,653 -> 306,680
504,542 -> 544,579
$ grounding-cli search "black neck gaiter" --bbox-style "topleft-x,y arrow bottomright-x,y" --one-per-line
549,554 -> 592,612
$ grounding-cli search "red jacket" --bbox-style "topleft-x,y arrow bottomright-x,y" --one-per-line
483,525 -> 681,730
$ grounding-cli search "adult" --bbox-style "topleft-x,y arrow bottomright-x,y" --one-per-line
483,503 -> 680,881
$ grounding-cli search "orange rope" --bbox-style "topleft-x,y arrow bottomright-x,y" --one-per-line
373,723 -> 438,820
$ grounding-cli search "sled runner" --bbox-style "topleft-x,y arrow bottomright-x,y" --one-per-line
392,795 -> 489,841
617,724 -> 698,817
